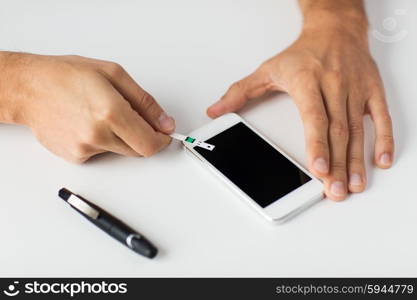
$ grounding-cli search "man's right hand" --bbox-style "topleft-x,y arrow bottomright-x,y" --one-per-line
0,52 -> 175,163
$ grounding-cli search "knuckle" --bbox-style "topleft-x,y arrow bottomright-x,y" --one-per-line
329,120 -> 349,138
137,92 -> 156,112
380,111 -> 393,125
349,155 -> 363,165
104,61 -> 125,77
349,120 -> 364,136
310,139 -> 328,150
380,133 -> 394,144
305,112 -> 328,128
94,102 -> 119,123
331,160 -> 346,172
323,70 -> 346,93
99,109 -> 114,123
327,69 -> 344,83
83,127 -> 103,145
368,81 -> 382,94
71,143 -> 90,162
258,62 -> 270,73
292,69 -> 317,88
224,80 -> 248,101
230,80 -> 244,92
309,57 -> 324,72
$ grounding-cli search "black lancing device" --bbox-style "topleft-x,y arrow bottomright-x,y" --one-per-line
58,188 -> 158,259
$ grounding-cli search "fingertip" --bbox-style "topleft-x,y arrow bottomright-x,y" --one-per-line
162,132 -> 172,145
326,192 -> 347,202
152,131 -> 171,150
348,184 -> 366,193
375,152 -> 393,169
206,106 -> 218,119
207,102 -> 226,119
325,181 -> 348,201
158,112 -> 176,134
348,173 -> 366,193
142,133 -> 171,156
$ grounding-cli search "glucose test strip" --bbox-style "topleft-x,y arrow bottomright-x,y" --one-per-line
170,133 -> 215,151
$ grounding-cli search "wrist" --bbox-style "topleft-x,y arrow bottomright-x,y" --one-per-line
301,9 -> 369,45
0,52 -> 29,125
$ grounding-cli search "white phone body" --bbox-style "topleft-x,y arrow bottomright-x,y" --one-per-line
183,113 -> 323,223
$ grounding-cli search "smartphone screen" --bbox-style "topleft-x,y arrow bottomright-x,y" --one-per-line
194,122 -> 311,208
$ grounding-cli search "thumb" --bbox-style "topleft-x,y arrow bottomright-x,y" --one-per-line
135,91 -> 176,134
98,63 -> 176,134
207,70 -> 271,118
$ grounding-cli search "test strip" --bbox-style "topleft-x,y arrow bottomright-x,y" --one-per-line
170,133 -> 215,151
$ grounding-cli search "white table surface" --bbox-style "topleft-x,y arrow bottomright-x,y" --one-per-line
1,0 -> 416,277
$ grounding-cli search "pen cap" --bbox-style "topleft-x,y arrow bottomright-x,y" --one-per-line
130,236 -> 158,259
59,188 -> 72,201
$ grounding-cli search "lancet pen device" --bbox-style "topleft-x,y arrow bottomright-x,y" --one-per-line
58,188 -> 158,259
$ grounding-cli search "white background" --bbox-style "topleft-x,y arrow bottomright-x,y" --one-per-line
0,0 -> 416,277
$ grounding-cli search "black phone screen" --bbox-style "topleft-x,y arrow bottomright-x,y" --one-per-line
194,122 -> 311,208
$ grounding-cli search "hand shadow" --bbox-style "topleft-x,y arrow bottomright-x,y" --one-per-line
84,152 -> 130,165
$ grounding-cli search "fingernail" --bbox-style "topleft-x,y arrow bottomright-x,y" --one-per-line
158,112 -> 175,132
349,173 -> 362,186
330,181 -> 346,197
313,158 -> 329,173
380,153 -> 392,166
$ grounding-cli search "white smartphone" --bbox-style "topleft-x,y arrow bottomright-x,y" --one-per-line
183,113 -> 323,223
